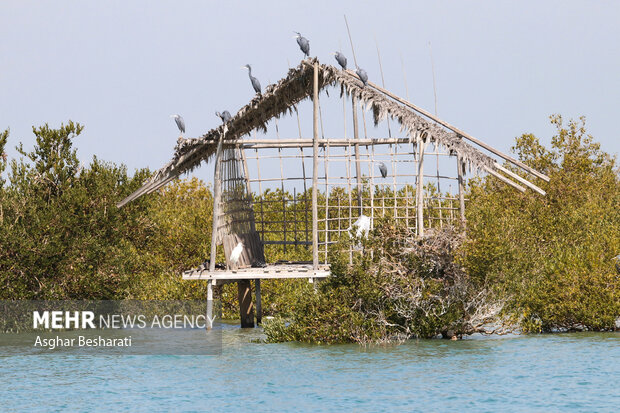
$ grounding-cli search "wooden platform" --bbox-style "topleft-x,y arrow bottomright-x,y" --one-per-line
182,263 -> 331,283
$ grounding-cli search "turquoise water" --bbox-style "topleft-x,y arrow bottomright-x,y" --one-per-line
2,325 -> 619,412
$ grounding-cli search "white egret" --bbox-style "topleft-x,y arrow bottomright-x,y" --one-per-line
230,242 -> 244,267
349,214 -> 371,238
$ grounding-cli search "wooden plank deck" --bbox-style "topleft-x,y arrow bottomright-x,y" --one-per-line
182,263 -> 331,282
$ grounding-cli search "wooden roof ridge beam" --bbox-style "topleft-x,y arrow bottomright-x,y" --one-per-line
341,70 -> 550,183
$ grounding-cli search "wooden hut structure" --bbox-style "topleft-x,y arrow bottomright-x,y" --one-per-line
118,58 -> 548,328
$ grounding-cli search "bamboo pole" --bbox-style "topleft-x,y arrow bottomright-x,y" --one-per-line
352,96 -> 363,216
312,62 -> 319,270
206,134 -> 224,330
206,280 -> 213,330
324,139 -> 330,263
416,137 -> 428,237
345,135 -> 353,265
457,155 -> 466,223
374,35 -> 392,138
493,162 -> 546,195
436,143 -> 443,227
294,105 -> 310,248
293,188 -> 298,248
209,135 -> 225,272
483,165 -> 526,192
275,120 -> 287,254
369,143 -> 375,229
288,59 -> 311,251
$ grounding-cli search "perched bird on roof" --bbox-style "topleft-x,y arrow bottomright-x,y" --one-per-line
356,67 -> 368,87
378,162 -> 388,178
242,64 -> 261,94
215,111 -> 232,124
294,32 -> 310,58
332,51 -> 347,70
230,242 -> 244,268
170,114 -> 185,136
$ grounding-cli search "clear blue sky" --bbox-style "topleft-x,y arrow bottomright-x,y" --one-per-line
1,0 -> 618,180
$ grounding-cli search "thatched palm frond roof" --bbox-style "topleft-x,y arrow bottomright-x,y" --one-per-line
117,58 -> 532,207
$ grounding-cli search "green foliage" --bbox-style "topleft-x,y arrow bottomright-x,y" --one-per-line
0,128 -> 8,186
0,122 -> 154,299
2,116 -> 617,338
264,224 -> 480,344
463,115 -> 620,332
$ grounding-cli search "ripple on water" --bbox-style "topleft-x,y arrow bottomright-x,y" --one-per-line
1,331 -> 618,412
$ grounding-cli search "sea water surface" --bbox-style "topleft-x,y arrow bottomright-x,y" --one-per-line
1,324 -> 619,412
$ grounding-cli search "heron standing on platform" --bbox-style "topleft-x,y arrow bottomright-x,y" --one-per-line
242,64 -> 261,94
170,114 -> 185,136
294,32 -> 310,58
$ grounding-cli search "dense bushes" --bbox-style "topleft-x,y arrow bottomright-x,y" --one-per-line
265,115 -> 619,342
1,116 -> 618,339
0,123 -> 152,299
0,123 -> 316,320
463,115 -> 619,332
264,224 -> 501,343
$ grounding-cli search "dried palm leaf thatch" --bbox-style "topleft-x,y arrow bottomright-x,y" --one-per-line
118,58 -> 495,207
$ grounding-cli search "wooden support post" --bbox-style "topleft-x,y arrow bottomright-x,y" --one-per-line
457,155 -> 466,223
206,134 -> 224,329
352,95 -> 363,215
416,137 -> 427,237
255,279 -> 262,325
206,280 -> 214,330
238,279 -> 254,328
312,62 -> 319,271
209,135 -> 225,273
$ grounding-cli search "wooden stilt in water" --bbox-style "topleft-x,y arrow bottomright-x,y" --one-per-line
206,280 -> 214,330
238,279 -> 254,328
255,279 -> 262,324
206,134 -> 224,330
